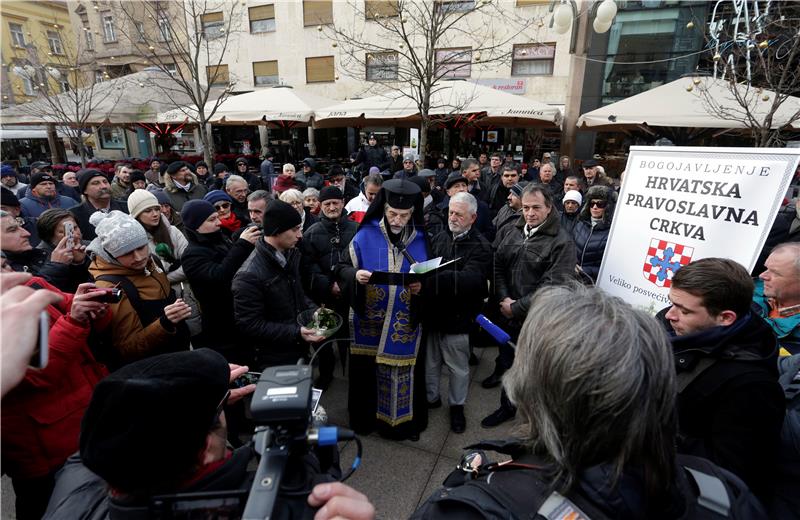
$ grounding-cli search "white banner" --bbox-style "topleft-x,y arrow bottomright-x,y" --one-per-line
597,146 -> 800,313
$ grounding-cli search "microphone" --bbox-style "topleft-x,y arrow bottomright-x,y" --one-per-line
475,314 -> 515,350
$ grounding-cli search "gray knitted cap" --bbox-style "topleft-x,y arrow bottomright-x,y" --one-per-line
89,210 -> 149,258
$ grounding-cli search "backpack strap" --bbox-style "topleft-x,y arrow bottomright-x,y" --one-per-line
94,274 -> 150,326
683,467 -> 731,517
676,357 -> 716,392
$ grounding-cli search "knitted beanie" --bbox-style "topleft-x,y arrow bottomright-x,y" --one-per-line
127,189 -> 160,219
89,210 -> 149,258
180,200 -> 216,232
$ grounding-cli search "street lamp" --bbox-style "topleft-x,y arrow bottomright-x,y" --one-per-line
550,0 -> 619,52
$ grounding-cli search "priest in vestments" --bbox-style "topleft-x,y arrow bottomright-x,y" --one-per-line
337,179 -> 429,441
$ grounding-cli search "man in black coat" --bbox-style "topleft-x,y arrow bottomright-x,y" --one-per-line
486,165 -> 518,220
481,184 -> 576,428
657,257 -> 784,504
354,133 -> 389,176
180,200 -> 259,364
300,186 -> 357,390
69,169 -> 128,241
422,192 -> 492,433
232,200 -> 324,369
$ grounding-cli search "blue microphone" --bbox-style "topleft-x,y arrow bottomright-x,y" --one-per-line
475,314 -> 515,349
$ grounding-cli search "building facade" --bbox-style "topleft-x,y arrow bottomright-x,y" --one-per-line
1,0 -> 75,107
192,0 -> 573,161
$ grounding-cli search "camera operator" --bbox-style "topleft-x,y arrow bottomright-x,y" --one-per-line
2,277 -> 111,520
42,349 -> 375,520
412,285 -> 768,519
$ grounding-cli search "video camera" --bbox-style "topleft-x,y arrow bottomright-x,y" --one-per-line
149,363 -> 362,520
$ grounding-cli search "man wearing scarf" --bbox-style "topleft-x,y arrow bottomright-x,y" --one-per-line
337,179 -> 429,441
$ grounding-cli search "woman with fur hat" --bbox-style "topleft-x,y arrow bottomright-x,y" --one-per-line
87,210 -> 192,368
572,185 -> 616,283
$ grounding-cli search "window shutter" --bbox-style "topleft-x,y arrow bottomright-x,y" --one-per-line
365,0 -> 398,18
253,60 -> 278,76
303,0 -> 333,26
305,56 -> 334,83
201,12 -> 224,23
249,5 -> 275,21
207,64 -> 229,84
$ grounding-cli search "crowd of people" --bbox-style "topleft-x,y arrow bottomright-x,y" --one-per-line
0,144 -> 799,519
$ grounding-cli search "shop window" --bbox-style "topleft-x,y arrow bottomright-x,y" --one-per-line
253,60 -> 279,86
250,5 -> 276,33
365,0 -> 398,19
9,23 -> 26,47
511,43 -> 555,76
366,52 -> 398,81
435,47 -> 471,78
206,64 -> 229,86
303,0 -> 333,26
99,127 -> 126,150
306,56 -> 335,83
201,12 -> 224,39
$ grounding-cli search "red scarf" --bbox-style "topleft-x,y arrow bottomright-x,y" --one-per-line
219,212 -> 242,233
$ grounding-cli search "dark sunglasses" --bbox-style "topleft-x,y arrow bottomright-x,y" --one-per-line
589,200 -> 607,209
214,202 -> 231,209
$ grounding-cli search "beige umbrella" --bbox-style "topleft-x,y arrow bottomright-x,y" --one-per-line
577,76 -> 800,131
158,84 -> 336,127
0,67 -> 196,126
315,79 -> 562,129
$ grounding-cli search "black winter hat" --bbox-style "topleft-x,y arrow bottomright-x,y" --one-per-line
213,163 -> 228,175
195,161 -> 208,169
262,199 -> 302,236
235,157 -> 248,166
1,187 -> 20,207
318,186 -> 343,203
166,161 -> 189,176
80,349 -> 230,496
30,172 -> 56,189
180,199 -> 216,232
130,170 -> 146,184
77,169 -> 106,194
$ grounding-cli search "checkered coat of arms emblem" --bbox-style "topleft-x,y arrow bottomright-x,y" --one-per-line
643,238 -> 694,288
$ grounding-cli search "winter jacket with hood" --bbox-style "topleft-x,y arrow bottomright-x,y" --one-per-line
656,309 -> 784,503
1,277 -> 109,480
87,246 -> 189,366
163,172 -> 208,211
20,192 -> 77,218
572,185 -> 616,282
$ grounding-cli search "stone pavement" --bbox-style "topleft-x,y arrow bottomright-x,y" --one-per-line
322,344 -> 519,519
1,345 -> 519,520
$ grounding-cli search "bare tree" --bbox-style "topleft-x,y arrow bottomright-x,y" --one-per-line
115,0 -> 242,165
8,28 -> 122,166
326,0 -> 543,156
700,0 -> 800,147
